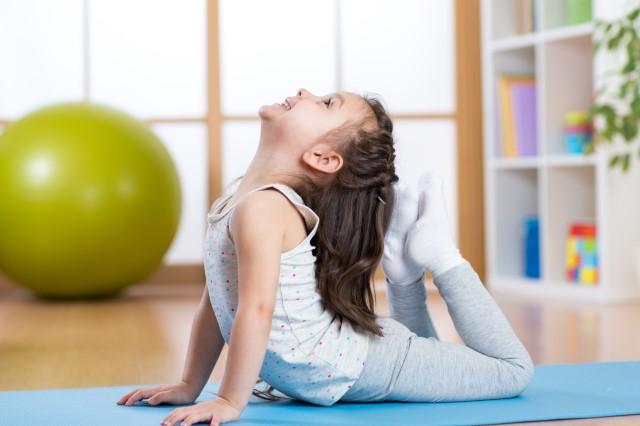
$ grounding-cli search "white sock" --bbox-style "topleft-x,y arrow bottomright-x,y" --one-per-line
405,173 -> 464,278
381,180 -> 425,286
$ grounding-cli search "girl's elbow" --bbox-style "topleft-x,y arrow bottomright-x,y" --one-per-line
256,303 -> 276,317
238,303 -> 275,318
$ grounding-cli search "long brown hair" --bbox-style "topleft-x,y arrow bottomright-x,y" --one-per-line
296,94 -> 397,337
246,94 -> 398,402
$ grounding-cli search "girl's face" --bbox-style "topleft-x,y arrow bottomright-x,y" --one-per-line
258,88 -> 367,152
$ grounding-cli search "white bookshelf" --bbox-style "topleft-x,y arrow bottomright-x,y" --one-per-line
481,0 -> 640,303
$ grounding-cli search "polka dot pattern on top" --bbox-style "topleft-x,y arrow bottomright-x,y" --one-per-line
204,181 -> 370,407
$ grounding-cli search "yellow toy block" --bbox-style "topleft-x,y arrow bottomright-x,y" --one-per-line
580,267 -> 597,285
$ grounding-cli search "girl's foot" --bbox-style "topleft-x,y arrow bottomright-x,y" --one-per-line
405,173 -> 464,277
381,180 -> 424,286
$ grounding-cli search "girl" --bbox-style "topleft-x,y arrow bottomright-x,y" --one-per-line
117,88 -> 534,426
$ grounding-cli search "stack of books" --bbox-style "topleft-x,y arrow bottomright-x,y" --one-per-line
498,75 -> 537,157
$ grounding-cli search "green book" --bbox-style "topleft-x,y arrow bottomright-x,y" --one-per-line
568,0 -> 592,24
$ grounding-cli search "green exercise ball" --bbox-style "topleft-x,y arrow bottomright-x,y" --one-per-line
0,102 -> 181,299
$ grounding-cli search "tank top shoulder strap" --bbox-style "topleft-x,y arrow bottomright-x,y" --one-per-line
266,183 -> 319,236
208,182 -> 320,238
207,177 -> 242,218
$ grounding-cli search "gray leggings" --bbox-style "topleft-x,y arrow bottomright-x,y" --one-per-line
340,261 -> 534,403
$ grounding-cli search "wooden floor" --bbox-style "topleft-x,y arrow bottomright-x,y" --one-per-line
1,280 -> 639,425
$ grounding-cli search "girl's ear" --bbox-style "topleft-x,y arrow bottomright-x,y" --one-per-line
302,145 -> 343,175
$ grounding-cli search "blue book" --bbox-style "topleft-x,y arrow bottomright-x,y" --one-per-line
523,216 -> 540,279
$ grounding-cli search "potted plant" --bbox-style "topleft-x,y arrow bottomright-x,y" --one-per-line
589,5 -> 640,288
589,5 -> 640,172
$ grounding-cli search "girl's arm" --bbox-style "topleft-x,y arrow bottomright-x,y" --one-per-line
180,286 -> 226,394
118,286 -> 225,408
215,190 -> 287,412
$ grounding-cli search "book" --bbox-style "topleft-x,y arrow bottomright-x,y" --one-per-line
498,75 -> 535,157
512,82 -> 537,156
514,0 -> 534,34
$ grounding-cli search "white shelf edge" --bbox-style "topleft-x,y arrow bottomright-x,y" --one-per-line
490,275 -> 640,303
544,154 -> 598,167
490,22 -> 594,53
493,157 -> 540,169
489,276 -> 607,302
541,22 -> 594,44
491,154 -> 599,169
490,32 -> 537,52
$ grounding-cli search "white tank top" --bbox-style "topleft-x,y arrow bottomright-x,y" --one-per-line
204,181 -> 370,407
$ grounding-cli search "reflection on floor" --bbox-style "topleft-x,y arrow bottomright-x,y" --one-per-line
0,280 -> 639,425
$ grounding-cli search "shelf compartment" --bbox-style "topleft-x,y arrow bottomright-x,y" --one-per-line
541,0 -> 592,30
494,47 -> 536,79
544,165 -> 596,283
542,33 -> 593,155
493,47 -> 537,159
494,169 -> 540,280
491,0 -> 538,41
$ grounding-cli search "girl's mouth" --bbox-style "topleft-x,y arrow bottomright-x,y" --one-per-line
280,100 -> 292,110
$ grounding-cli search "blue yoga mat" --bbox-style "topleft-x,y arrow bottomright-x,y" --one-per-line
1,361 -> 639,426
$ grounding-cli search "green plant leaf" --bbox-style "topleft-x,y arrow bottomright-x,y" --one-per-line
622,152 -> 631,171
619,80 -> 633,97
632,94 -> 640,115
608,27 -> 626,50
602,126 -> 616,142
623,42 -> 638,72
622,61 -> 635,73
609,154 -> 620,168
627,8 -> 640,22
621,116 -> 638,141
594,104 -> 616,118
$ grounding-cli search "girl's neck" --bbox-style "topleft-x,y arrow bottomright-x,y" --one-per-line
234,149 -> 301,196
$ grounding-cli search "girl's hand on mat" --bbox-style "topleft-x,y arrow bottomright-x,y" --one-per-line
161,396 -> 241,426
116,381 -> 199,406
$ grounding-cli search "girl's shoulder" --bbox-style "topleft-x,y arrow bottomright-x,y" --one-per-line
266,184 -> 319,234
226,188 -> 294,241
208,183 -> 320,254
227,184 -> 319,255
234,186 -> 295,217
231,184 -> 318,232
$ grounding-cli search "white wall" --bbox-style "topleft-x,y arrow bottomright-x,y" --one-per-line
0,0 -> 458,263
220,0 -> 458,239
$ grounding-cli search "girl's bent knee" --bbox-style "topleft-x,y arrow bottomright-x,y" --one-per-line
509,355 -> 535,396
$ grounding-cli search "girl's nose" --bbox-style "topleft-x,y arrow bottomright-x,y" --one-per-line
295,88 -> 322,107
297,88 -> 312,98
